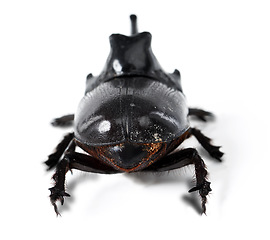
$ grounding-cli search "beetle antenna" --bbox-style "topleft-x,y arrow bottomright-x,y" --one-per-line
130,14 -> 138,35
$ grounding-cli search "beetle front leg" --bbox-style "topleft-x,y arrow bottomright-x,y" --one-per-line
143,148 -> 211,214
49,142 -> 120,215
67,152 -> 121,174
49,158 -> 71,216
49,140 -> 76,216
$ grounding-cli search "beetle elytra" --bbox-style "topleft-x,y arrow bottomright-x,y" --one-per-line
45,15 -> 223,215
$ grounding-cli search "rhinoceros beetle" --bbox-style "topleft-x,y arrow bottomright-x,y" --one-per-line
45,15 -> 223,215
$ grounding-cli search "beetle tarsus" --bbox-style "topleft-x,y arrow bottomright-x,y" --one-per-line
191,128 -> 224,161
49,186 -> 70,216
143,148 -> 211,213
189,180 -> 211,214
188,108 -> 214,122
49,156 -> 72,215
51,114 -> 74,127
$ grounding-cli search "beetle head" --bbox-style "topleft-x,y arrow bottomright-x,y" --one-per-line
80,142 -> 167,172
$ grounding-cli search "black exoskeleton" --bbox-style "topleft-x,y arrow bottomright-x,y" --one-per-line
45,15 -> 223,215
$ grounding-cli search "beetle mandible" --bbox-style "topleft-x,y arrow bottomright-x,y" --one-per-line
45,15 -> 223,215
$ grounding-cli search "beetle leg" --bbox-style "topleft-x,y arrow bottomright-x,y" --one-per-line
66,152 -> 121,174
51,114 -> 74,127
48,139 -> 76,216
143,148 -> 211,214
190,128 -> 224,161
49,142 -> 120,215
188,108 -> 214,122
49,158 -> 71,216
44,132 -> 74,170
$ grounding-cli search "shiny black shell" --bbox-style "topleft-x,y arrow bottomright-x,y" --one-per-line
74,31 -> 189,147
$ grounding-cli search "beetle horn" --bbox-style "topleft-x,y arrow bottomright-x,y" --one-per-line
130,14 -> 138,35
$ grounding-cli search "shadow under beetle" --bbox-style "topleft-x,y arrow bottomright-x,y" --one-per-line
45,15 -> 223,215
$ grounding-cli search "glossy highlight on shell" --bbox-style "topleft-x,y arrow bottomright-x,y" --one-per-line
45,15 -> 223,216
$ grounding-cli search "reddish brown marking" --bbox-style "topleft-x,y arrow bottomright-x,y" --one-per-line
166,128 -> 191,154
75,129 -> 191,172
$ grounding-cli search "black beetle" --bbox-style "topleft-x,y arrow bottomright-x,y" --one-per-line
45,15 -> 223,215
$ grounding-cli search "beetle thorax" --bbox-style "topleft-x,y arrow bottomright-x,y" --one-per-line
100,32 -> 162,81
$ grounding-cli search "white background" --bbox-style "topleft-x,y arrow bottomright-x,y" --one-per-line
1,0 -> 269,239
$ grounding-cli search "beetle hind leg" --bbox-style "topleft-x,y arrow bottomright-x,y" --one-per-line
190,128 -> 224,161
143,148 -> 211,214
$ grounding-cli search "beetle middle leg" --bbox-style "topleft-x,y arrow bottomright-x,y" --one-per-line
188,108 -> 214,121
51,114 -> 74,127
189,128 -> 224,161
143,148 -> 211,213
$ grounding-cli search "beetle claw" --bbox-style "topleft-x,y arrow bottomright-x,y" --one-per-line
189,181 -> 212,194
189,180 -> 212,214
49,187 -> 70,215
209,146 -> 224,161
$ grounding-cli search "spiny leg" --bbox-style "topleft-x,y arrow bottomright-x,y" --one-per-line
44,132 -> 74,170
188,108 -> 214,122
143,148 -> 211,214
190,128 -> 224,161
50,158 -> 71,216
51,114 -> 74,127
49,140 -> 76,216
49,144 -> 120,215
